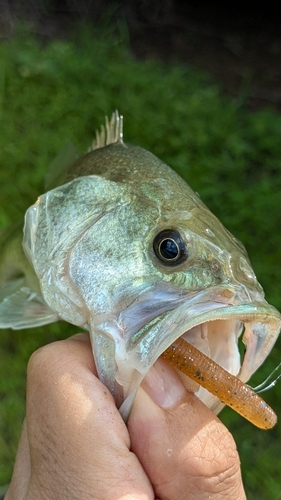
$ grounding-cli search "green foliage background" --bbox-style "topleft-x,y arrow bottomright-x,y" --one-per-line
0,23 -> 281,499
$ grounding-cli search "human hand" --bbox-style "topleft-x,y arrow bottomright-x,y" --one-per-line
5,334 -> 246,500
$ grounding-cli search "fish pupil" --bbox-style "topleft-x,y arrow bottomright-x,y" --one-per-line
159,238 -> 179,260
153,229 -> 188,266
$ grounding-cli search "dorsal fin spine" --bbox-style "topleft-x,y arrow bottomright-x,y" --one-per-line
90,110 -> 124,151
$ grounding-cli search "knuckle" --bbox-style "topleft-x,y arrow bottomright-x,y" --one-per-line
27,341 -> 64,386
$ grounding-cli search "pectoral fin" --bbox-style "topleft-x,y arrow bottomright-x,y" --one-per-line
0,279 -> 59,329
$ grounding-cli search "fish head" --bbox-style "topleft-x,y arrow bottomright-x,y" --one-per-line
23,121 -> 281,420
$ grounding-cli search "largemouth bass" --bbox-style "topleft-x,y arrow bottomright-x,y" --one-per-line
1,111 -> 280,423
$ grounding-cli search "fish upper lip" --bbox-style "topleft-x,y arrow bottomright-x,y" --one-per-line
114,285 -> 281,419
125,298 -> 280,373
118,282 -> 255,343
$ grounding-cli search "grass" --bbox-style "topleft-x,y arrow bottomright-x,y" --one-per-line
0,21 -> 281,498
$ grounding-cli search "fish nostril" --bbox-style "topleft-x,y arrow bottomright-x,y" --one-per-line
211,262 -> 220,271
220,289 -> 234,299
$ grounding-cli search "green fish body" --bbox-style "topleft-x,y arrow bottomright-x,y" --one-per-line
1,112 -> 280,419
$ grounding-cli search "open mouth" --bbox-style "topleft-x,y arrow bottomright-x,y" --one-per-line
116,286 -> 281,426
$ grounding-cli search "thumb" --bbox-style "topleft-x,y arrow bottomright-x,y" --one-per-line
128,358 -> 246,500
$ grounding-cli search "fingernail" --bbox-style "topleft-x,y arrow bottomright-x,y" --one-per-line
142,358 -> 187,408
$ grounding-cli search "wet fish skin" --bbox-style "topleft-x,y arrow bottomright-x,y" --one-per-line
1,112 -> 280,419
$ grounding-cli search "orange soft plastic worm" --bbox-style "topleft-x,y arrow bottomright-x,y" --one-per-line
162,337 -> 277,429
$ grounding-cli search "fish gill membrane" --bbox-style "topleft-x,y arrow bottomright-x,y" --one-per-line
0,111 -> 281,429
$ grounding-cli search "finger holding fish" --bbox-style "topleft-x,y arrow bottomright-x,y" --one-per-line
5,334 -> 247,500
130,358 -> 247,500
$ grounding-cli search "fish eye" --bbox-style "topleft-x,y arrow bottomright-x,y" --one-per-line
153,229 -> 188,266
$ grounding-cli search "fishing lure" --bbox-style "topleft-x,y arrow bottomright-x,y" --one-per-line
162,338 -> 277,429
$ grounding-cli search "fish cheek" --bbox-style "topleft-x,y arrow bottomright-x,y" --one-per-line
150,256 -> 224,292
67,213 -> 156,316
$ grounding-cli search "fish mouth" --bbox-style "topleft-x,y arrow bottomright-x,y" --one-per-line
115,285 -> 281,420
